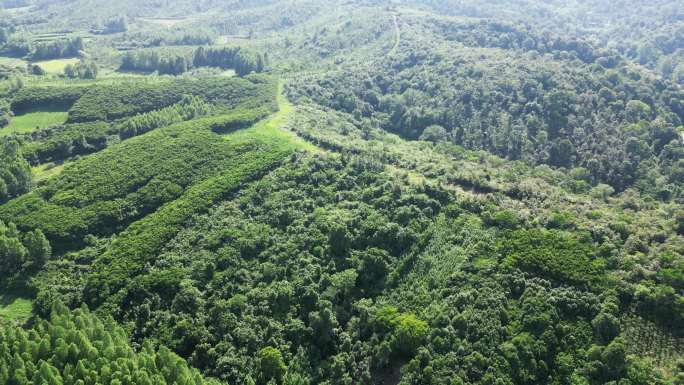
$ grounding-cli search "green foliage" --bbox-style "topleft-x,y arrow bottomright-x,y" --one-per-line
375,305 -> 429,357
63,60 -> 98,79
498,228 -> 604,287
85,119 -> 296,305
259,347 -> 286,384
29,37 -> 84,61
0,303 -> 220,385
0,2 -> 682,385
0,98 -> 10,128
0,112 -> 274,248
0,218 -> 50,284
194,46 -> 267,76
0,139 -> 31,203
287,8 -> 684,195
119,94 -> 213,138
676,210 -> 684,236
67,75 -> 275,122
120,45 -> 266,76
11,85 -> 89,114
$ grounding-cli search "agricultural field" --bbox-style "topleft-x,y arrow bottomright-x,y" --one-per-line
0,1 -> 682,385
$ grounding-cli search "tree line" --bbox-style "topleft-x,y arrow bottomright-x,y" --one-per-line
120,46 -> 268,76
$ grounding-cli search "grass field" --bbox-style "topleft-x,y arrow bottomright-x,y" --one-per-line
228,82 -> 320,152
33,58 -> 80,74
0,293 -> 33,324
0,108 -> 68,137
33,162 -> 67,183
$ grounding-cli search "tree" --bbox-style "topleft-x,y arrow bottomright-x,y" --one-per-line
419,124 -> 448,143
355,248 -> 390,296
625,100 -> 651,123
0,139 -> 31,203
104,16 -> 128,34
64,63 -> 76,78
0,98 -> 11,128
0,233 -> 28,276
0,28 -> 8,46
592,312 -> 620,344
259,347 -> 286,384
31,64 -> 46,76
601,338 -> 627,380
22,229 -> 51,268
549,139 -> 574,168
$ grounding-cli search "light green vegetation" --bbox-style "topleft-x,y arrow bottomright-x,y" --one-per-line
138,17 -> 190,27
0,108 -> 68,137
0,293 -> 32,323
0,56 -> 27,68
32,58 -> 80,74
32,162 -> 66,183
230,83 -> 320,153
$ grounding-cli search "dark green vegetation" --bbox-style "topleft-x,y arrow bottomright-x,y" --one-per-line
287,12 -> 684,194
0,140 -> 30,203
121,46 -> 267,76
0,1 -> 682,385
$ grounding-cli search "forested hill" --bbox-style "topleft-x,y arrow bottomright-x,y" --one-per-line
0,1 -> 683,385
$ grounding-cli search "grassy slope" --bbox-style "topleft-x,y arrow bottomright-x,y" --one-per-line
0,108 -> 68,137
229,82 -> 319,152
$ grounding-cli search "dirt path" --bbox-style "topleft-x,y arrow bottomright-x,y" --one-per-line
389,13 -> 401,56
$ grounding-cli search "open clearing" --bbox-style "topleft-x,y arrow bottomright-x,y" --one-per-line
138,17 -> 189,27
1,108 -> 68,137
0,293 -> 32,324
228,83 -> 320,153
33,162 -> 67,183
33,57 -> 80,74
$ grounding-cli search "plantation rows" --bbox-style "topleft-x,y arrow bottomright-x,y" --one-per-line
0,303 -> 220,385
8,75 -> 278,165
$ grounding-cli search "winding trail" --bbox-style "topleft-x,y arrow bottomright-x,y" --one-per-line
388,13 -> 401,56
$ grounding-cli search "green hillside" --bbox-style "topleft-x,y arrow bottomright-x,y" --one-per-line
0,1 -> 682,385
